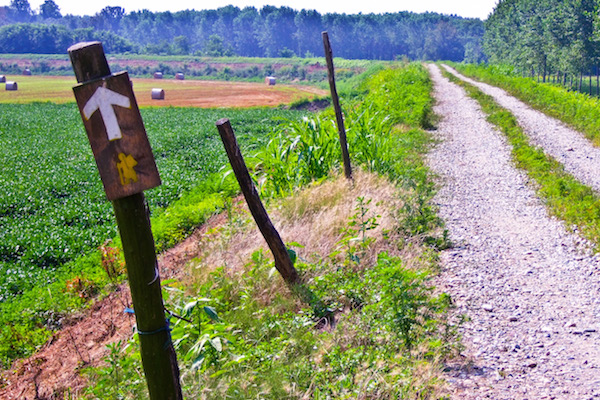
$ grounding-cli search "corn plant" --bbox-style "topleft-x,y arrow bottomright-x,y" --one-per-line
345,102 -> 393,172
252,116 -> 340,197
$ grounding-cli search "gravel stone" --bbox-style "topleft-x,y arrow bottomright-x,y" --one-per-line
441,64 -> 600,195
427,64 -> 600,399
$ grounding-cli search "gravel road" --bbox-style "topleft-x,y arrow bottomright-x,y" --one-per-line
427,64 -> 600,399
442,64 -> 600,194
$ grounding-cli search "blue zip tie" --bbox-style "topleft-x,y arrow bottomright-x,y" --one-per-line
137,324 -> 170,336
137,318 -> 173,349
123,307 -> 173,349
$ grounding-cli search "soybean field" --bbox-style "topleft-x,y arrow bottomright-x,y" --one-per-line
0,102 -> 305,302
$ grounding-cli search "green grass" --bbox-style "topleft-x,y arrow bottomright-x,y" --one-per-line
0,61 -> 455,398
0,103 -> 306,366
442,68 -> 600,249
0,103 -> 304,298
82,63 -> 454,399
0,53 -> 383,85
0,53 -> 382,68
452,63 -> 600,147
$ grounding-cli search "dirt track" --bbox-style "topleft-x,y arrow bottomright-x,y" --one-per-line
429,64 -> 600,399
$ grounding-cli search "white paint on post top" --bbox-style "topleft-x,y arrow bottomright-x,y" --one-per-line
83,86 -> 131,141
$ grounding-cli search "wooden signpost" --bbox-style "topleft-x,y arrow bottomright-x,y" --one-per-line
72,70 -> 161,200
322,31 -> 353,180
69,41 -> 182,400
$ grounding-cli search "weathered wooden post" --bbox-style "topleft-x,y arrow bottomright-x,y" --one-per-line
216,118 -> 300,285
68,41 -> 183,400
322,31 -> 352,181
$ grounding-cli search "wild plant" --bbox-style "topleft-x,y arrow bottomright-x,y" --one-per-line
99,240 -> 125,282
332,196 -> 380,270
170,297 -> 240,375
82,339 -> 146,399
345,102 -> 393,172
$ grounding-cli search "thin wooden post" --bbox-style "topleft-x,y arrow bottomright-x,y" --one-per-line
596,64 -> 600,97
216,118 -> 300,285
68,41 -> 183,400
322,31 -> 352,180
569,75 -> 573,90
543,61 -> 546,83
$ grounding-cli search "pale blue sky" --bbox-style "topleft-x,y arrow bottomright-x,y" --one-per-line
3,0 -> 499,20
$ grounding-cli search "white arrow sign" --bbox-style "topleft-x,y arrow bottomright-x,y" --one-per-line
83,86 -> 131,141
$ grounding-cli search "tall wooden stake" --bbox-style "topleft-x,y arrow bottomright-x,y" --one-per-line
322,31 -> 353,180
69,42 -> 183,400
216,119 -> 299,285
596,65 -> 599,97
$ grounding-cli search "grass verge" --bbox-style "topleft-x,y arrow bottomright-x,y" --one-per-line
452,63 -> 600,147
81,63 -> 457,399
442,67 -> 600,249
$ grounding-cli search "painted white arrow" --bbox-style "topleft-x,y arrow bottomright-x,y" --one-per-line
83,86 -> 131,141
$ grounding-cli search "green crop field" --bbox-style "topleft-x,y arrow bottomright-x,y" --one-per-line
0,102 -> 305,302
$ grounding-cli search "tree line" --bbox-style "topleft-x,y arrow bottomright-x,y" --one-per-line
484,0 -> 600,86
0,0 -> 484,61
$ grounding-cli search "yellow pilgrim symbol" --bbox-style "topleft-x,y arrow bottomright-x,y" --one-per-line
117,153 -> 138,186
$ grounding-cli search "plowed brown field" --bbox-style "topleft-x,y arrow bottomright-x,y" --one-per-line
0,75 -> 327,107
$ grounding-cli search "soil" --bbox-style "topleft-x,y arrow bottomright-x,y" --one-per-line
132,78 -> 327,108
0,171 -> 398,399
11,61 -> 600,399
0,215 -> 223,400
0,75 -> 327,108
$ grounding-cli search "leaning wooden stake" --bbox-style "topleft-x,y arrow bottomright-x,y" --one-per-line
216,118 -> 299,285
69,42 -> 182,400
322,31 -> 352,180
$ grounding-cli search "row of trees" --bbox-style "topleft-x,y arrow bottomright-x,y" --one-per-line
0,0 -> 484,61
0,24 -> 134,53
484,0 -> 600,82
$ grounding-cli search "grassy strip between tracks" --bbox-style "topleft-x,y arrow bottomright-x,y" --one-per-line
451,62 -> 600,147
442,67 -> 600,250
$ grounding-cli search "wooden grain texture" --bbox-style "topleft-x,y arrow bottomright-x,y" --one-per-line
112,194 -> 182,400
73,72 -> 161,201
322,31 -> 353,180
68,41 -> 110,84
216,118 -> 300,285
69,41 -> 182,400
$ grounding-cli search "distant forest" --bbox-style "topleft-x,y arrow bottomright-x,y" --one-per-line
484,0 -> 600,80
0,0 -> 484,61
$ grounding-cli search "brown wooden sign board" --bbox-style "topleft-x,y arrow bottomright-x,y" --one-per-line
73,71 -> 161,200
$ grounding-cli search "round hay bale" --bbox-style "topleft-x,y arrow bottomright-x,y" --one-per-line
265,76 -> 276,85
0,75 -> 5,83
154,72 -> 163,79
23,68 -> 31,76
175,72 -> 185,80
5,81 -> 18,91
151,88 -> 165,100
